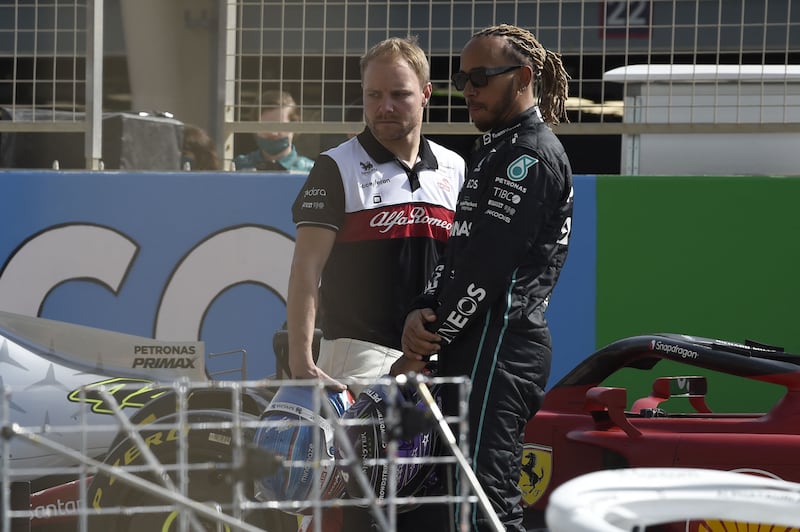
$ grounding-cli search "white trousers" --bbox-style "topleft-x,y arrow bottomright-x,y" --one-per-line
315,337 -> 403,397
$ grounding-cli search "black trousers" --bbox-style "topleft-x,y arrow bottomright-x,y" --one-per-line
439,325 -> 551,532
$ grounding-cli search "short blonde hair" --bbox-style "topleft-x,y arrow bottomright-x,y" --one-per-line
360,36 -> 430,87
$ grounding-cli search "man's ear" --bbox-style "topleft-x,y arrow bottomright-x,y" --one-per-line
520,65 -> 535,89
422,81 -> 433,106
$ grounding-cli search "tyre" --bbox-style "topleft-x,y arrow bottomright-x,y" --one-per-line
86,409 -> 297,532
105,386 -> 278,453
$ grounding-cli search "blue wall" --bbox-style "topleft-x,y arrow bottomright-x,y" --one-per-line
0,170 -> 596,386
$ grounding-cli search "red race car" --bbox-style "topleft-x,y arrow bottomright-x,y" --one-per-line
520,333 -> 800,531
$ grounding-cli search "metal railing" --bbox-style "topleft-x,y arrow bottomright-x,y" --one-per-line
1,375 -> 490,532
1,1 -> 798,170
0,0 -> 103,169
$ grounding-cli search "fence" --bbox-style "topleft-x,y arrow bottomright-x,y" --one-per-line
2,374 -> 485,532
0,0 -> 104,169
1,0 -> 799,169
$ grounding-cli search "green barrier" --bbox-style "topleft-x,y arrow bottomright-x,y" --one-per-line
596,175 -> 800,412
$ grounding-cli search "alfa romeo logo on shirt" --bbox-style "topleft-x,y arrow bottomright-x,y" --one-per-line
507,154 -> 538,181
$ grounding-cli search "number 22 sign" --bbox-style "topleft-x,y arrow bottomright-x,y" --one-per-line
602,1 -> 651,38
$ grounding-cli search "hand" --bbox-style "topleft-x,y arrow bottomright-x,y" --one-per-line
289,358 -> 347,392
401,308 -> 441,361
390,356 -> 428,376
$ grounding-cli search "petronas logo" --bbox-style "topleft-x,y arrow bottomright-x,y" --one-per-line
507,154 -> 538,181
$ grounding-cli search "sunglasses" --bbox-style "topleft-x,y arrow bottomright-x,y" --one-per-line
451,65 -> 523,91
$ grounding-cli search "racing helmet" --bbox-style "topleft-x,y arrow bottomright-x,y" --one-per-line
253,384 -> 354,513
336,378 -> 441,506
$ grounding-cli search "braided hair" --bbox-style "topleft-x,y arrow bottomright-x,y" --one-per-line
474,24 -> 570,124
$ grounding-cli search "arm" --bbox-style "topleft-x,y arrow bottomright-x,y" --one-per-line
286,225 -> 345,387
286,154 -> 347,387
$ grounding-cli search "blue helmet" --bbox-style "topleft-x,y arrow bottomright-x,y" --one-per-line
253,384 -> 354,513
336,380 -> 441,507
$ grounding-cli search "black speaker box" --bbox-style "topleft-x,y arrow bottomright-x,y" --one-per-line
0,108 -> 183,170
102,112 -> 183,170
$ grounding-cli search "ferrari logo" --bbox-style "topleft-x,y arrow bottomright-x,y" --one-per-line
518,444 -> 552,507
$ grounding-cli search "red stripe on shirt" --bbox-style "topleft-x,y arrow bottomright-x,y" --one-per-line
337,204 -> 454,243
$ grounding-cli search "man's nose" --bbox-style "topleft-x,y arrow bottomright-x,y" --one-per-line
462,81 -> 478,95
378,97 -> 394,113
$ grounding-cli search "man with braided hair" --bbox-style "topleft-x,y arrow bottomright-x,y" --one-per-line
396,24 -> 574,531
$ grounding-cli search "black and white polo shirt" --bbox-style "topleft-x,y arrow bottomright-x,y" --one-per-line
292,127 -> 465,349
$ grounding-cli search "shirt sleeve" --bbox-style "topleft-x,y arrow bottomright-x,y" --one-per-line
291,154 -> 346,231
428,145 -> 569,345
407,262 -> 444,312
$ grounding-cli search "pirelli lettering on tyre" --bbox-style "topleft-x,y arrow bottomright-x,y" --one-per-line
99,428 -> 184,493
437,283 -> 487,342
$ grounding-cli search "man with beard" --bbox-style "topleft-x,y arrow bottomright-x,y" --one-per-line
286,36 -> 465,530
397,24 -> 574,532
